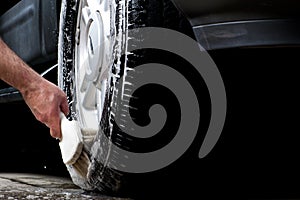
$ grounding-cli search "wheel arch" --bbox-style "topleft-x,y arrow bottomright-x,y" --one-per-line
170,0 -> 300,50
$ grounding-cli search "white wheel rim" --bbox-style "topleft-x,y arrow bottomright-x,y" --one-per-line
75,0 -> 115,132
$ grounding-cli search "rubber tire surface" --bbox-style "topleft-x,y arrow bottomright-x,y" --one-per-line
58,0 -> 194,197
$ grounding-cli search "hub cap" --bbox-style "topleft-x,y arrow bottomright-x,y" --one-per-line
75,0 -> 115,133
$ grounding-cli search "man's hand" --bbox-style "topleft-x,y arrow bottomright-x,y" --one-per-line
21,79 -> 69,139
0,38 -> 69,139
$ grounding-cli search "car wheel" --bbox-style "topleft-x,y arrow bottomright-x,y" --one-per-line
58,0 -> 195,196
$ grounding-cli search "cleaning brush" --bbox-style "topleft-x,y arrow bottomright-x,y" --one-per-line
59,112 -> 91,178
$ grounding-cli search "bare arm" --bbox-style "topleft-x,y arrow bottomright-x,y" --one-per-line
0,38 -> 69,139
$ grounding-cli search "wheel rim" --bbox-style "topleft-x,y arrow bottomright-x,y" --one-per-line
74,0 -> 115,133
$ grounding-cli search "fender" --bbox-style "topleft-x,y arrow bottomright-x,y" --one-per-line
170,0 -> 300,50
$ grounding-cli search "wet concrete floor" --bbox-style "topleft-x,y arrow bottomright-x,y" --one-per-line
0,173 -> 131,200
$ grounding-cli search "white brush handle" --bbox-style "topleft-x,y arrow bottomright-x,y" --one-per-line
59,112 -> 83,165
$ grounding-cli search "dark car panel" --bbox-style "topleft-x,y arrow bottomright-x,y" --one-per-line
172,0 -> 300,25
171,0 -> 300,50
0,0 -> 58,67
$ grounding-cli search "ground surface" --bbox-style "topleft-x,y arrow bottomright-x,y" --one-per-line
0,173 -> 131,200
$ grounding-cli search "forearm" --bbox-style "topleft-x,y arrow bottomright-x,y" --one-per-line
0,38 -> 69,139
0,38 -> 42,94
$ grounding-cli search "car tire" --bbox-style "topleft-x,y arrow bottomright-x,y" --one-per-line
58,0 -> 194,197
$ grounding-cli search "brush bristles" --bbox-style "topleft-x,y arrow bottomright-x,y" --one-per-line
71,150 -> 91,178
71,128 -> 96,178
70,128 -> 96,178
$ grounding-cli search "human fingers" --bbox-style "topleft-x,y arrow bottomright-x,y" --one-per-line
60,96 -> 70,116
50,126 -> 62,140
49,114 -> 62,139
